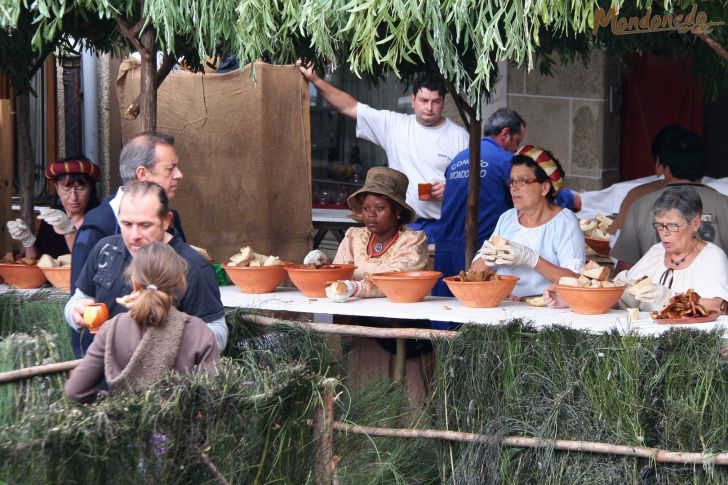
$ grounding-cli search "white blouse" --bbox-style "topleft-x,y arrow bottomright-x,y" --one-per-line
489,208 -> 585,297
622,242 -> 728,302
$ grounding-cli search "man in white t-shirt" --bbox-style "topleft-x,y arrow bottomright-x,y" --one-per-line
298,61 -> 469,242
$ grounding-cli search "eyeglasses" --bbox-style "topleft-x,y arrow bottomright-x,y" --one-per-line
652,222 -> 683,233
57,185 -> 90,196
506,178 -> 540,187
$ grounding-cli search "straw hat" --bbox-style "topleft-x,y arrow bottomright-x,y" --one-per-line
516,145 -> 565,193
347,167 -> 417,224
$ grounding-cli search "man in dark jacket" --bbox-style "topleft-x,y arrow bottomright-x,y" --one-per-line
70,132 -> 185,356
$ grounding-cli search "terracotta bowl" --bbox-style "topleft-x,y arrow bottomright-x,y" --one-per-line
40,266 -> 71,293
443,275 -> 520,308
584,236 -> 611,257
554,284 -> 626,315
0,263 -> 48,289
369,270 -> 442,303
224,263 -> 289,294
285,264 -> 356,297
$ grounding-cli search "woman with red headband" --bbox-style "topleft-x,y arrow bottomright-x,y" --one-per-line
6,156 -> 101,258
471,146 -> 585,298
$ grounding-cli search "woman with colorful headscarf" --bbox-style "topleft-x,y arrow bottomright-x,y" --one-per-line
6,156 -> 101,258
471,146 -> 585,298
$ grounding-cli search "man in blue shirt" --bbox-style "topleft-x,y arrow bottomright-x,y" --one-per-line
64,181 -> 226,358
431,108 -> 526,297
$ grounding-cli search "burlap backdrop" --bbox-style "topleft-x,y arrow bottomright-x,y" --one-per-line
116,60 -> 312,263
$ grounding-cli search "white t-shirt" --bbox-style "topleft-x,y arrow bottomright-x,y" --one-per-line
356,103 -> 469,220
491,208 -> 586,297
623,242 -> 728,303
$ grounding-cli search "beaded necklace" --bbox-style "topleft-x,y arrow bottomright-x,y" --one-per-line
367,230 -> 400,258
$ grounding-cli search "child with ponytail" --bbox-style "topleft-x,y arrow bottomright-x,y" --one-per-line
66,242 -> 220,403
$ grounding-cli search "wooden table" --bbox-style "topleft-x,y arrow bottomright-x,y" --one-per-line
312,208 -> 361,249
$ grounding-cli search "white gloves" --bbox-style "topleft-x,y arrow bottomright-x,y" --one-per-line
38,208 -> 75,235
303,249 -> 331,266
325,280 -> 362,302
476,239 -> 539,268
632,282 -> 673,309
6,219 -> 36,248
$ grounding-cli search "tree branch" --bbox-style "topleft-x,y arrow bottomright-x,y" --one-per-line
123,52 -> 177,120
694,31 -> 728,63
116,15 -> 146,55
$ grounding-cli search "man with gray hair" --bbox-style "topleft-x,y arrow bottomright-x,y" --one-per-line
430,108 -> 526,300
70,133 -> 185,325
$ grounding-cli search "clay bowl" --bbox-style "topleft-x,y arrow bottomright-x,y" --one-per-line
0,263 -> 48,289
285,264 -> 356,297
40,266 -> 71,293
584,236 -> 611,257
443,275 -> 520,308
224,263 -> 289,294
369,270 -> 442,303
554,284 -> 626,315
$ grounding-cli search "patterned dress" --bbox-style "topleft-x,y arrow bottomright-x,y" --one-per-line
332,226 -> 429,297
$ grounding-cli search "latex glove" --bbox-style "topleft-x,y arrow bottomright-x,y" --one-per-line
38,208 -> 75,235
6,219 -> 36,248
325,280 -> 362,303
633,282 -> 673,309
493,240 -> 539,268
474,240 -> 498,267
303,249 -> 331,266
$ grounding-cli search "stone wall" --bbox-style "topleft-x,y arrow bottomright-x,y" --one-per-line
506,49 -> 622,191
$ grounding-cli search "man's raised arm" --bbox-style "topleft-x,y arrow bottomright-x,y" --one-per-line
297,60 -> 358,120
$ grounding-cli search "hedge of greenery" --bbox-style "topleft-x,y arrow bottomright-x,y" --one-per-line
1,293 -> 727,483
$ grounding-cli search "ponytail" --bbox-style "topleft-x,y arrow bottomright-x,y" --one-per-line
126,242 -> 188,329
129,288 -> 174,329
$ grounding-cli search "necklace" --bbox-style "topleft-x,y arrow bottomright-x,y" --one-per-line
670,239 -> 697,267
367,230 -> 400,258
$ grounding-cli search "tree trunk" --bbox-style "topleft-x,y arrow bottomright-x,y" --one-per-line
138,25 -> 157,132
15,92 -> 35,229
465,118 -> 481,266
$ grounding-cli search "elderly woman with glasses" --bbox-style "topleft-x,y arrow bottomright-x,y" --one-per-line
6,156 -> 101,258
616,185 -> 728,313
471,146 -> 585,298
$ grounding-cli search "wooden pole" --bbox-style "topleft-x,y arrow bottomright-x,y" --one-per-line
393,337 -> 407,384
329,421 -> 728,466
0,359 -> 81,384
15,91 -> 34,231
0,98 -> 14,254
248,315 -> 457,341
312,378 -> 337,484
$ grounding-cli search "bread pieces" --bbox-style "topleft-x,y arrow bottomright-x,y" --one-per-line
558,261 -> 619,288
37,254 -> 58,268
580,213 -> 613,240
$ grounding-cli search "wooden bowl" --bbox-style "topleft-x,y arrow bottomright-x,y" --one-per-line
443,275 -> 519,308
40,266 -> 71,293
584,236 -> 611,257
224,263 -> 289,294
0,263 -> 48,289
285,264 -> 356,297
554,284 -> 626,314
369,270 -> 442,303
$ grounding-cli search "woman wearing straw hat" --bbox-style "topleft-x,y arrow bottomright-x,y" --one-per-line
304,167 -> 431,402
472,146 -> 585,298
6,156 -> 101,259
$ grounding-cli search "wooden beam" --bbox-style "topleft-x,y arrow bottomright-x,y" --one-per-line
329,421 -> 728,466
45,56 -> 58,166
0,98 -> 14,254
